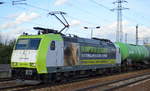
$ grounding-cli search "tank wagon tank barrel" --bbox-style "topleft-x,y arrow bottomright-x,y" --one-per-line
115,42 -> 150,62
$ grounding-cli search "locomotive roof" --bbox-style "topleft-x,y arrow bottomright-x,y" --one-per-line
62,36 -> 115,47
19,33 -> 115,47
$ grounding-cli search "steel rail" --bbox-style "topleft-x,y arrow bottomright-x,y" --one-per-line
74,72 -> 150,91
0,78 -> 13,82
0,85 -> 27,91
104,76 -> 150,91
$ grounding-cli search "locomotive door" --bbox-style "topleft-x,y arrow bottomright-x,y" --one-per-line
46,40 -> 64,67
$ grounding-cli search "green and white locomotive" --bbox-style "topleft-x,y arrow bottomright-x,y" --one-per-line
11,27 -> 122,83
11,27 -> 150,84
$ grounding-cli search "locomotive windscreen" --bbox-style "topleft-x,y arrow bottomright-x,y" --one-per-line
15,38 -> 41,50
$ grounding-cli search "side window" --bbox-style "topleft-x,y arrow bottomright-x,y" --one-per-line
50,41 -> 55,50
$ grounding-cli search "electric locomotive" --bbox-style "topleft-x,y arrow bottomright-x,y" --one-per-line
11,27 -> 121,83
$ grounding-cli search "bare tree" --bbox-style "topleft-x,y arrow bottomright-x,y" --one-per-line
4,35 -> 9,45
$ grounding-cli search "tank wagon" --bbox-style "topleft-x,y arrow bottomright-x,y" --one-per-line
115,42 -> 150,68
10,28 -> 150,84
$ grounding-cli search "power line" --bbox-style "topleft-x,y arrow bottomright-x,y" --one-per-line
64,1 -> 110,24
3,0 -> 150,27
65,0 -> 113,27
88,0 -> 115,22
3,0 -> 112,28
11,1 -> 100,27
89,0 -> 129,42
0,16 -> 47,28
23,2 -> 102,28
0,4 -> 97,30
1,0 -> 49,12
67,15 -> 99,26
2,0 -> 150,36
89,0 -> 111,10
126,10 -> 150,26
25,4 -> 49,12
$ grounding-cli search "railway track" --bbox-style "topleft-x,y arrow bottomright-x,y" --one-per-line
0,78 -> 13,82
19,69 -> 150,91
42,69 -> 150,91
0,69 -> 150,91
0,85 -> 27,91
0,85 -> 47,91
74,72 -> 150,91
0,82 -> 52,91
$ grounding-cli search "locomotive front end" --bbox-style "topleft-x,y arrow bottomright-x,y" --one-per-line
11,33 -> 64,84
11,35 -> 42,83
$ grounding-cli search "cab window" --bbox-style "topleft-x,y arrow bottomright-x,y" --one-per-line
15,38 -> 41,50
50,41 -> 55,50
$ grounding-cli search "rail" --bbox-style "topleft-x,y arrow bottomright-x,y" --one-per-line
74,72 -> 150,91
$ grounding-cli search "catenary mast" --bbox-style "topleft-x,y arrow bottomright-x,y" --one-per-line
112,0 -> 129,42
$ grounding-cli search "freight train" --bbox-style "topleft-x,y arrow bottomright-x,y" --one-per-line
11,27 -> 150,84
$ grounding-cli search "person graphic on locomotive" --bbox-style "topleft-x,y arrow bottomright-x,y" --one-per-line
64,43 -> 79,66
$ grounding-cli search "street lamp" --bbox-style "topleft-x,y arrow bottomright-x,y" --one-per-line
84,26 -> 100,38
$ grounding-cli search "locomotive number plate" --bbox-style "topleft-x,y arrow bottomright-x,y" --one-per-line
25,70 -> 33,75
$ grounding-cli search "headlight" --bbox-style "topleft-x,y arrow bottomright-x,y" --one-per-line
12,62 -> 18,66
30,63 -> 36,67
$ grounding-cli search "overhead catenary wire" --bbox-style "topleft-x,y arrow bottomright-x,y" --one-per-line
89,0 -> 150,27
1,0 -> 150,33
2,0 -> 150,27
25,4 -> 49,12
2,0 -> 115,28
65,0 -> 113,24
10,0 -> 100,25
0,1 -> 57,29
14,6 -> 100,34
10,0 -> 109,27
11,1 -> 101,28
89,0 -> 150,43
89,0 -> 111,10
0,16 -> 48,28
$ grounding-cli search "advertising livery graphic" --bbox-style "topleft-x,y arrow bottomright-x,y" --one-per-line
64,40 -> 116,66
64,42 -> 79,66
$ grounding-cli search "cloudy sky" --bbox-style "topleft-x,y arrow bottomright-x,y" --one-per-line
0,0 -> 150,44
